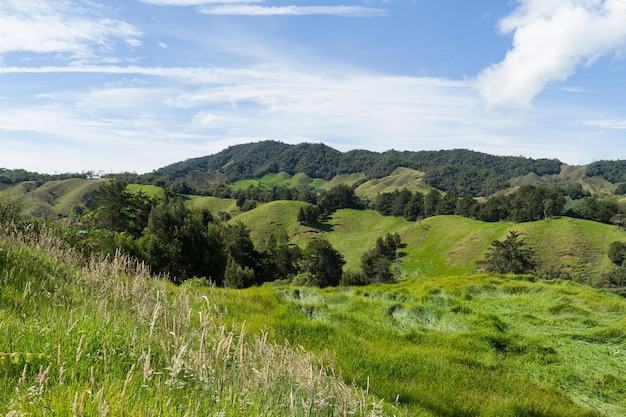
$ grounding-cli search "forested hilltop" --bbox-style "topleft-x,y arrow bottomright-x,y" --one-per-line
3,141 -> 626,198
152,141 -> 564,196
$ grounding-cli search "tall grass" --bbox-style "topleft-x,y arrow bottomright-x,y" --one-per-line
0,227 -> 396,416
219,277 -> 626,417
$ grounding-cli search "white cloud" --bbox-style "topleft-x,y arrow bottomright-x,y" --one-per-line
0,0 -> 141,60
584,118 -> 626,129
474,0 -> 626,107
198,4 -> 387,17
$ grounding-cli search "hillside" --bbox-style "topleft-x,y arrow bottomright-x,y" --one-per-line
0,178 -> 104,218
232,203 -> 624,283
2,228 -> 625,416
152,141 -> 568,196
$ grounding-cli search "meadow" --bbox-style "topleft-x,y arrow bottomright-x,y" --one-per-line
2,222 -> 626,416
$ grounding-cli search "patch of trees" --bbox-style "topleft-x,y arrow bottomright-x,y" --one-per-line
586,160 -> 626,184
370,185 -> 568,223
30,179 -> 360,288
0,168 -> 92,186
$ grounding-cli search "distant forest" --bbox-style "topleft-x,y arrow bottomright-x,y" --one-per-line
152,141 -> 564,196
3,141 -> 626,197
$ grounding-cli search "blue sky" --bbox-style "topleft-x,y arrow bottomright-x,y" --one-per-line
1,0 -> 626,174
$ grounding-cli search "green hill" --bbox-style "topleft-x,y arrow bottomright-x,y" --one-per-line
233,204 -> 625,283
3,228 -> 625,416
0,178 -> 104,218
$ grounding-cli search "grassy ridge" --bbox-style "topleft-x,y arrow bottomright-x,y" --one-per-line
0,178 -> 104,218
0,230 -> 393,416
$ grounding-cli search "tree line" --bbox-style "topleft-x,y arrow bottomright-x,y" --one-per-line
369,185 -> 622,225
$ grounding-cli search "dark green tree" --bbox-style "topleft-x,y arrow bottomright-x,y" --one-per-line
608,241 -> 626,266
424,190 -> 441,217
302,238 -> 345,287
477,231 -> 537,274
223,258 -> 256,289
360,233 -> 401,283
404,192 -> 424,221
297,204 -> 320,225
88,179 -> 153,237
318,184 -> 361,214
140,197 -> 227,284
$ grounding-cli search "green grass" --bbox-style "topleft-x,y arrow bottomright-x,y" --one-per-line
355,168 -> 433,198
186,195 -> 241,216
126,183 -> 165,199
3,217 -> 626,416
234,204 -> 626,282
0,178 -> 104,218
0,229 -> 392,416
218,276 -> 626,416
233,200 -> 308,244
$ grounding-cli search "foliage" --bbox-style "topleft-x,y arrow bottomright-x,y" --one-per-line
340,270 -> 370,286
565,197 -> 620,224
302,238 -> 345,287
87,179 -> 153,236
0,196 -> 22,226
140,196 -> 227,284
608,241 -> 626,266
152,141 -> 563,197
223,258 -> 256,288
318,184 -> 363,214
298,204 -> 320,225
586,159 -> 626,183
361,233 -> 401,284
477,231 -> 537,274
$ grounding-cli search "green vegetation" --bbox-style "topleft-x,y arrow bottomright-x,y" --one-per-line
0,229 -> 388,416
5,142 -> 626,415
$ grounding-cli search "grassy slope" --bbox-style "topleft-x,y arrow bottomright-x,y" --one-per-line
220,276 -> 626,417
509,164 -> 615,195
355,167 -> 434,198
0,178 -> 104,218
233,203 -> 626,282
0,231 -> 390,416
3,229 -> 625,416
186,195 -> 240,217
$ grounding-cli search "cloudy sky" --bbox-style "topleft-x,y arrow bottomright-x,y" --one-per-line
1,0 -> 626,174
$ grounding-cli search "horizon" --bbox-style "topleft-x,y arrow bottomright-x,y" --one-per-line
1,1 -> 626,173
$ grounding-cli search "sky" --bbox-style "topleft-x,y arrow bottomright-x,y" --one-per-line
1,0 -> 626,174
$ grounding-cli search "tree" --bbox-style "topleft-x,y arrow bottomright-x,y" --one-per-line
424,190 -> 441,217
608,241 -> 626,266
223,259 -> 256,289
318,184 -> 361,214
477,231 -> 537,274
140,197 -> 227,284
360,233 -> 401,283
297,204 -> 320,225
302,238 -> 345,287
88,179 -> 153,237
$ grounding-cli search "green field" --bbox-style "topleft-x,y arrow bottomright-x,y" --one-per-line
2,226 -> 625,416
